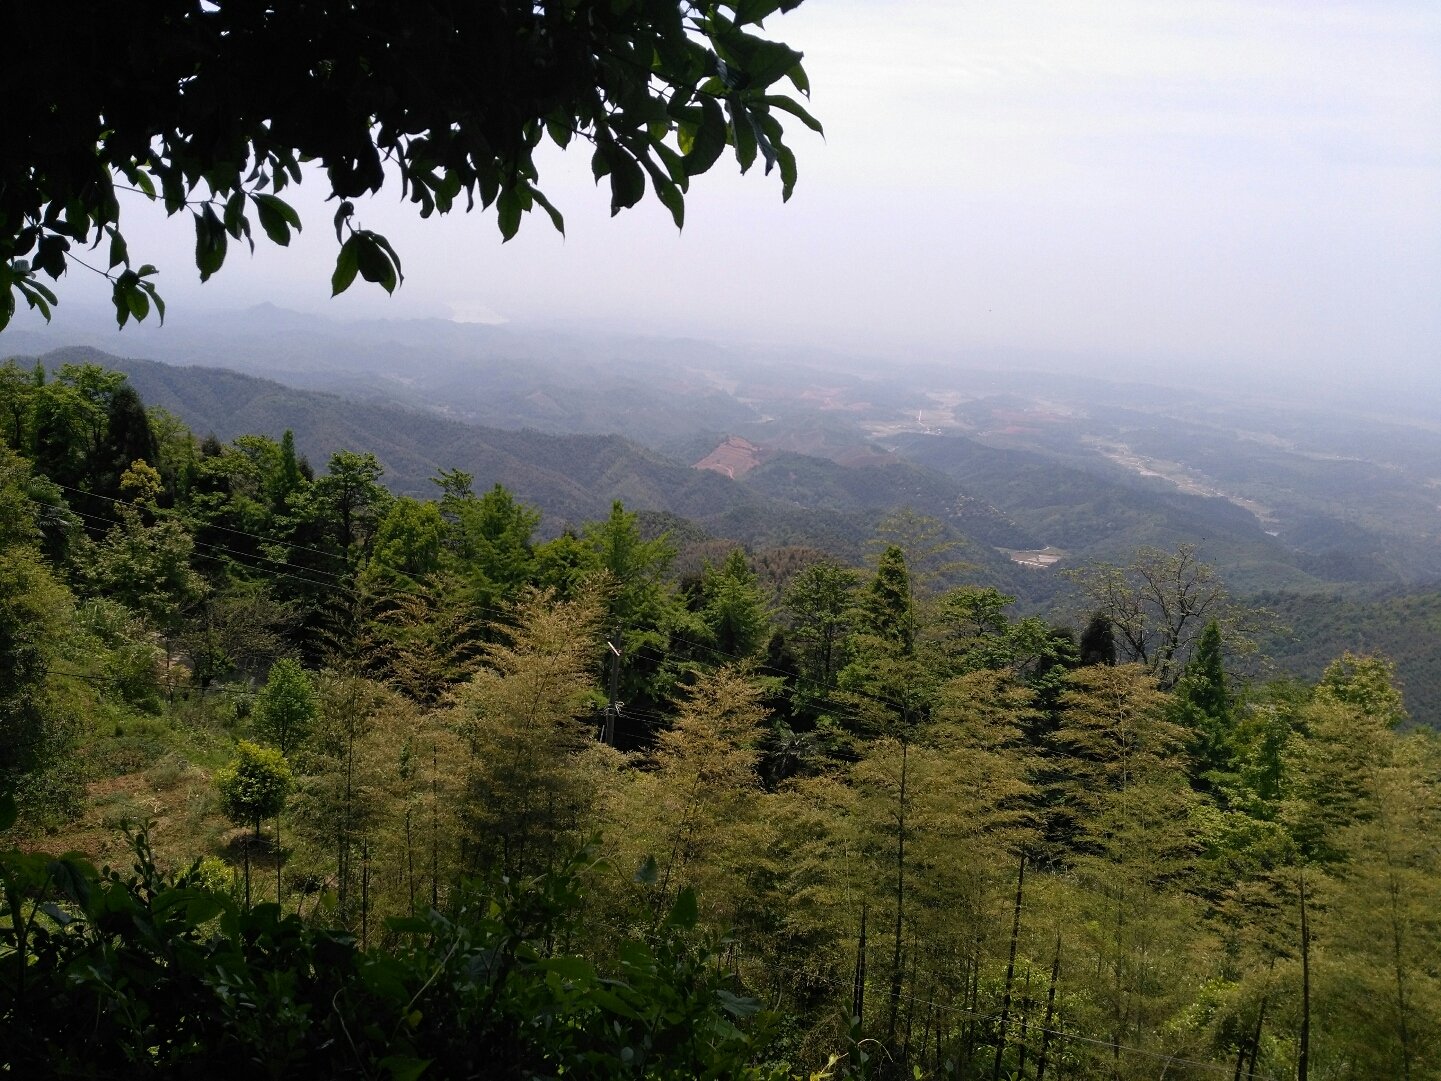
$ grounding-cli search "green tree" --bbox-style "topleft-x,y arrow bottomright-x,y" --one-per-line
217,741 -> 292,840
309,450 -> 390,561
1173,619 -> 1237,792
1315,651 -> 1408,728
0,361 -> 37,449
273,429 -> 305,510
1078,610 -> 1117,666
866,507 -> 970,598
290,671 -> 398,925
254,659 -> 318,757
855,544 -> 914,655
360,497 -> 446,592
217,740 -> 293,903
76,504 -> 206,633
96,384 -> 158,500
613,666 -> 769,923
838,545 -> 935,740
847,669 -> 1039,1066
584,501 -> 691,713
0,455 -> 78,812
451,588 -> 603,879
782,559 -> 859,688
1311,731 -> 1441,1081
1051,664 -> 1204,1077
2,0 -> 818,327
699,548 -> 771,659
178,583 -> 290,693
434,476 -> 541,613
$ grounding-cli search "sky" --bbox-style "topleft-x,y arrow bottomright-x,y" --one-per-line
10,0 -> 1441,388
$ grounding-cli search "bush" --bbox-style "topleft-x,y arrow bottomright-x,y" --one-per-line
0,825 -> 788,1079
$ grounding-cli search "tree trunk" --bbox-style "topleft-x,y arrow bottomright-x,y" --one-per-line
852,901 -> 868,1023
1299,871 -> 1311,1081
1244,984 -> 1269,1081
993,852 -> 1027,1081
275,813 -> 282,905
886,738 -> 909,1048
1036,932 -> 1062,1081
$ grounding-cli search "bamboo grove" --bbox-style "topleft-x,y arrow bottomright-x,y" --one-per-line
2,362 -> 1439,1079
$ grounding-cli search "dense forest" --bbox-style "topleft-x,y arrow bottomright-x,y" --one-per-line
3,361 -> 1439,1079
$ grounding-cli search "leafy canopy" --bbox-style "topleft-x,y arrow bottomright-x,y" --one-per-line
0,0 -> 819,330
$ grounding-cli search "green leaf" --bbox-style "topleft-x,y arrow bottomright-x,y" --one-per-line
141,281 -> 166,325
353,231 -> 400,293
682,98 -> 728,176
17,278 -> 57,321
379,1055 -> 431,1081
153,887 -> 224,925
369,231 -> 404,288
333,199 -> 355,242
496,187 -> 523,241
384,916 -> 432,935
729,100 -> 758,173
762,94 -> 823,135
48,856 -> 96,908
529,186 -> 565,235
193,205 -> 228,282
112,280 -> 132,328
546,117 -> 573,149
735,39 -> 804,90
39,901 -> 75,927
253,193 -> 300,247
590,986 -> 645,1021
541,955 -> 596,982
666,886 -> 698,929
126,284 -> 150,321
787,60 -> 810,96
642,161 -> 685,229
775,142 -> 797,201
714,988 -> 762,1019
223,191 -> 250,244
734,0 -> 784,26
106,226 -> 129,270
607,149 -> 646,216
634,855 -> 658,885
332,234 -> 360,295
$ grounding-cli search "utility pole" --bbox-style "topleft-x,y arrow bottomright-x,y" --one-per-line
603,624 -> 622,745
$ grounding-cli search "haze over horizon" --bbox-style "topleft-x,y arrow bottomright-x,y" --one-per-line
3,1 -> 1438,393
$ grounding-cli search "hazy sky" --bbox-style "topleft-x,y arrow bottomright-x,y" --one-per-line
11,0 -> 1441,385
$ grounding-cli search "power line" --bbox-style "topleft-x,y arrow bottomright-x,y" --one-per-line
48,479 -> 352,572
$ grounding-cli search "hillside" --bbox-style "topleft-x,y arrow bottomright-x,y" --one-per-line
13,349 -> 912,569
1258,586 -> 1441,727
889,431 -> 1330,595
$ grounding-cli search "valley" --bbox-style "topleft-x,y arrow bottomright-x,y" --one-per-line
8,310 -> 1441,727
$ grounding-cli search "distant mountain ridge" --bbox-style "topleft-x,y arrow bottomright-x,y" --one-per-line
12,326 -> 1440,609
20,348 -> 907,571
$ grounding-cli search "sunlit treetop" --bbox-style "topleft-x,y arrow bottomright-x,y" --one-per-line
0,0 -> 818,330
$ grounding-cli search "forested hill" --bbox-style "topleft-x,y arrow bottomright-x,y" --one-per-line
22,347 -> 1036,586
30,346 -> 855,547
1257,585 -> 1441,725
2,355 -> 1440,1080
21,347 -> 1378,603
890,431 -> 1325,595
